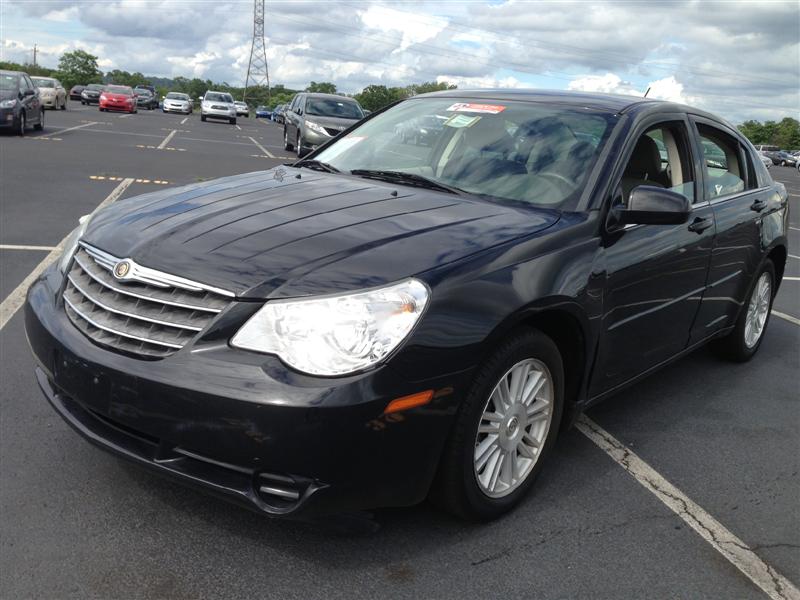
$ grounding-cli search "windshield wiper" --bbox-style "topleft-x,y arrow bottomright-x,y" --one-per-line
349,170 -> 462,195
295,159 -> 340,173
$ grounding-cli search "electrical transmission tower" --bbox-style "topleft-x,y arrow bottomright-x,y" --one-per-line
243,0 -> 270,103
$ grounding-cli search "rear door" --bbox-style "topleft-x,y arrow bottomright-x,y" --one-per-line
591,114 -> 714,396
687,117 -> 770,342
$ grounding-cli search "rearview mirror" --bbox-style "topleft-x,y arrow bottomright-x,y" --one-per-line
612,186 -> 691,226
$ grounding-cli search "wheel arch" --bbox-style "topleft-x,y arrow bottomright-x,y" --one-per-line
767,243 -> 787,291
478,301 -> 591,431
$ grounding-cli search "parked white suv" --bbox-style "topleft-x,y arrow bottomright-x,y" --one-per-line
201,91 -> 236,124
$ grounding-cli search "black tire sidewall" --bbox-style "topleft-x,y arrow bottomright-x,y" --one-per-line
435,328 -> 564,520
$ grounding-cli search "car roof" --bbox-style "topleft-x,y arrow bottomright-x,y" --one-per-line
31,75 -> 56,80
0,69 -> 25,77
304,93 -> 359,102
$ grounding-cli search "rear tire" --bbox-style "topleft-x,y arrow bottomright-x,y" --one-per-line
711,260 -> 775,362
431,328 -> 564,520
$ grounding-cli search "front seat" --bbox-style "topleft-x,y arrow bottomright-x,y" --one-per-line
620,135 -> 666,202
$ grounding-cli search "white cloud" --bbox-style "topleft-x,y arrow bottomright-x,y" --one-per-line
360,6 -> 448,52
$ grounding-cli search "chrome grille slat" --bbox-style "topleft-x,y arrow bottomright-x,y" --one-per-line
73,252 -> 225,313
65,275 -> 203,332
63,244 -> 233,358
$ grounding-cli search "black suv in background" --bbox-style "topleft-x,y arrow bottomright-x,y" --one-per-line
0,69 -> 45,136
283,92 -> 364,157
135,89 -> 158,110
80,83 -> 104,105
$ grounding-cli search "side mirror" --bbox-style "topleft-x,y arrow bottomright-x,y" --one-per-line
612,186 -> 691,226
23,88 -> 35,97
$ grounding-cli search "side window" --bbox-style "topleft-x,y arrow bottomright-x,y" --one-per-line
619,121 -> 695,205
20,76 -> 31,92
696,124 -> 745,199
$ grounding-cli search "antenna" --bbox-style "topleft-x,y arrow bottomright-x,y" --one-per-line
643,87 -> 651,98
243,0 -> 271,104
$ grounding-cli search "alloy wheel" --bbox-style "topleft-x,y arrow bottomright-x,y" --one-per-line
744,272 -> 771,349
473,358 -> 554,498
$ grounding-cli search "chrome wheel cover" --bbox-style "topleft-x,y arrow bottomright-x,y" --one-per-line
473,358 -> 554,498
744,272 -> 771,349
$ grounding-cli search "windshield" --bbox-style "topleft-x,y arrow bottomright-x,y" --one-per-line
87,84 -> 104,91
0,74 -> 19,91
305,98 -> 363,119
106,85 -> 133,95
314,97 -> 617,209
32,78 -> 55,88
166,92 -> 189,100
206,92 -> 233,103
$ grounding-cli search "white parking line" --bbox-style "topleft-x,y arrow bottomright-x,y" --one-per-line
783,276 -> 800,281
43,121 -> 97,138
789,254 -> 800,260
236,124 -> 242,130
790,227 -> 800,232
158,129 -> 177,150
0,178 -> 134,331
247,136 -> 275,158
773,310 -> 800,326
0,244 -> 57,252
577,415 -> 800,600
180,117 -> 188,125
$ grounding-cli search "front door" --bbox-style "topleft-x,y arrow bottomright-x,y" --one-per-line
590,117 -> 714,396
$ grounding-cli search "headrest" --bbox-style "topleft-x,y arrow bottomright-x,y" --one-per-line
626,136 -> 662,179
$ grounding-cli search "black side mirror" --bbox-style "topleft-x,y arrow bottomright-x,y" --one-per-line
612,186 -> 691,226
23,88 -> 35,97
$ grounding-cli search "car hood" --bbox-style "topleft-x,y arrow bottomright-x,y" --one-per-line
0,89 -> 17,101
305,115 -> 361,131
84,168 -> 560,299
105,93 -> 131,99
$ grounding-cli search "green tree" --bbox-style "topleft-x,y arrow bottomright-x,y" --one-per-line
354,85 -> 405,112
738,117 -> 800,150
306,81 -> 337,94
406,81 -> 456,96
56,49 -> 102,90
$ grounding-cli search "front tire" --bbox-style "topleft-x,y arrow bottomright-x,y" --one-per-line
60,98 -> 66,110
34,109 -> 44,131
230,118 -> 236,125
17,112 -> 26,136
284,128 -> 293,151
432,328 -> 564,520
711,260 -> 775,362
200,114 -> 206,122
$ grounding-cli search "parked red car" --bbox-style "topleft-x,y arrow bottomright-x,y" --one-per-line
99,85 -> 137,114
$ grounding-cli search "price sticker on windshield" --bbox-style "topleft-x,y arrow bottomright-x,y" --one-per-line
446,103 -> 506,114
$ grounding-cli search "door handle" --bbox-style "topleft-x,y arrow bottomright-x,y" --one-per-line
688,217 -> 713,234
750,199 -> 767,212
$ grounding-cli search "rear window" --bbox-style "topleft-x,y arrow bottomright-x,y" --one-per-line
206,92 -> 233,103
305,98 -> 363,119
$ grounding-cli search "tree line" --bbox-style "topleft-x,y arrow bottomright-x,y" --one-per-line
3,49 -> 797,145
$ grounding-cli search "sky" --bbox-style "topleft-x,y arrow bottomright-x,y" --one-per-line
1,0 -> 798,123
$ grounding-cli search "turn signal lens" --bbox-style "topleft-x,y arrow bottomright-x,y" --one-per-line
384,390 -> 434,414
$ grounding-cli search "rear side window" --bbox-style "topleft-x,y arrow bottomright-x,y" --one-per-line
696,124 -> 745,200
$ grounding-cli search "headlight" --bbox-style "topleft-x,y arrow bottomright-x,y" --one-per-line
0,99 -> 17,108
231,279 -> 429,376
305,120 -> 328,135
58,214 -> 92,273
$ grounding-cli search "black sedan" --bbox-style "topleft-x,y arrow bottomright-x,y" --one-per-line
69,85 -> 85,101
25,90 -> 789,521
0,69 -> 45,135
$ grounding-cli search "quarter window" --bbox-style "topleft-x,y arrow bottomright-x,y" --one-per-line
696,124 -> 745,199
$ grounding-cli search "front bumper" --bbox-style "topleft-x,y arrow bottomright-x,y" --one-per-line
82,95 -> 100,104
0,108 -> 16,128
164,103 -> 191,114
202,107 -> 235,119
100,99 -> 135,112
25,266 -> 464,518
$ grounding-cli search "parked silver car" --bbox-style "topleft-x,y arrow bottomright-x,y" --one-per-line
283,92 -> 364,157
31,76 -> 67,110
200,91 -> 236,124
162,92 -> 193,114
234,101 -> 249,117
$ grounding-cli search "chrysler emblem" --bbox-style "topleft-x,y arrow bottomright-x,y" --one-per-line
113,260 -> 132,279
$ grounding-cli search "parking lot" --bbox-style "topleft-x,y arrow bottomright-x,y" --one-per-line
1,103 -> 798,599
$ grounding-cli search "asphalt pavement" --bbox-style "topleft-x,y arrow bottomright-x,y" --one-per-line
0,103 -> 798,599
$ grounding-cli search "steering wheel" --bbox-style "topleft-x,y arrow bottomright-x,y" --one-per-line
539,171 -> 578,191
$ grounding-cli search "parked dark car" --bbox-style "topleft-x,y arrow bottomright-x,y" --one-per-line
283,92 -> 364,156
135,89 -> 158,110
134,84 -> 156,99
80,83 -> 104,105
272,104 -> 285,123
0,69 -> 45,135
255,105 -> 271,119
772,151 -> 797,167
25,90 -> 789,521
69,85 -> 86,101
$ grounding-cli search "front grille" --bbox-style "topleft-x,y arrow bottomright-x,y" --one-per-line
324,127 -> 342,137
63,244 -> 233,358
211,105 -> 227,110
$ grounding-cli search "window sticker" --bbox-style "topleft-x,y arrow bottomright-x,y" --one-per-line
444,114 -> 481,128
446,102 -> 506,114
